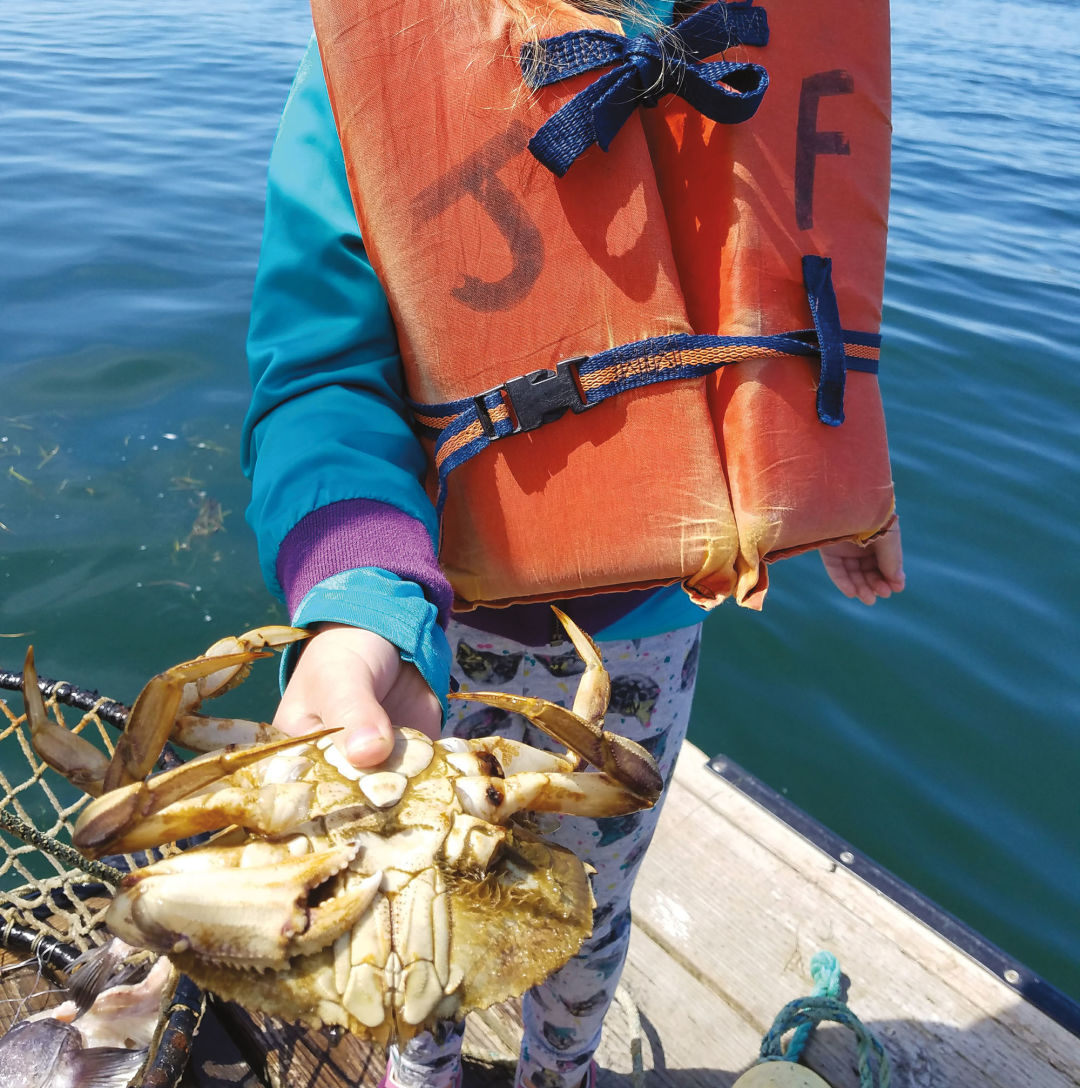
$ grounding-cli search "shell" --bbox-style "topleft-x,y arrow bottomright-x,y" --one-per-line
101,729 -> 597,1044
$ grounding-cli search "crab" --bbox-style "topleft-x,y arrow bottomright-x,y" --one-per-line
21,611 -> 662,1044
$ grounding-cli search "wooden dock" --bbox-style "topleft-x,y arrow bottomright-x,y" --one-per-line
186,741 -> 1080,1088
1,739 -> 1076,1087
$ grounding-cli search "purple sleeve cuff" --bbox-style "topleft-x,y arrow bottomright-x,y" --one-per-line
276,498 -> 453,624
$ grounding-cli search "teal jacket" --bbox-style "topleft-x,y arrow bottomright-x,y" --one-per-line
242,5 -> 708,708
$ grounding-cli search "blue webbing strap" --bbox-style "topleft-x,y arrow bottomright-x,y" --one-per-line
803,255 -> 847,426
410,324 -> 881,518
521,1 -> 770,176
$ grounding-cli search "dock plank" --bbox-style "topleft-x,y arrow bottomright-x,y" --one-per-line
623,743 -> 1080,1087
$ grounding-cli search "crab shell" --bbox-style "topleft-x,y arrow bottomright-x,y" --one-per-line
23,613 -> 662,1045
92,726 -> 640,1044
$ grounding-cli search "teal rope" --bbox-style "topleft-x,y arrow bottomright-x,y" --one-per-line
786,950 -> 842,1061
758,951 -> 891,1088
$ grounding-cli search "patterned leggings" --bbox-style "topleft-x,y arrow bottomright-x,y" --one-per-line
388,619 -> 703,1088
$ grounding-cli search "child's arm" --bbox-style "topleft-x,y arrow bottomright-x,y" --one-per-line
819,520 -> 905,605
243,40 -> 450,764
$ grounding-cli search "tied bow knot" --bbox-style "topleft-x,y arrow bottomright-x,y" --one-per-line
624,42 -> 665,107
521,1 -> 769,176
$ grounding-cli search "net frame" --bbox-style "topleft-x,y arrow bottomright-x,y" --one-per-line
0,667 -> 203,1088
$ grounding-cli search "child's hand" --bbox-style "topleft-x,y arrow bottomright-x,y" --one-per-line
273,623 -> 443,769
819,520 -> 905,605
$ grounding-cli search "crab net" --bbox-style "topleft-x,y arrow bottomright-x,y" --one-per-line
0,667 -> 201,1088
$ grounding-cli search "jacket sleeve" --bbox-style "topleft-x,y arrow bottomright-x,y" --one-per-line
242,38 -> 452,708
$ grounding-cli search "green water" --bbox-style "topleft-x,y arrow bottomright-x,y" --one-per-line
1,0 -> 1078,1002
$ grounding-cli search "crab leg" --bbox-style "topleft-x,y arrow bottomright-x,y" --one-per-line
21,647 -> 112,797
550,606 -> 610,725
169,626 -> 310,752
169,714 -> 284,753
80,782 -> 317,857
101,631 -> 308,792
437,736 -> 575,776
182,627 -> 309,702
464,699 -> 661,805
75,728 -> 340,857
454,769 -> 654,823
103,650 -> 275,792
449,609 -> 663,805
438,736 -> 658,819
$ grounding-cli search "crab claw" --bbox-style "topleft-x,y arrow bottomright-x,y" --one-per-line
106,842 -> 380,966
449,609 -> 663,806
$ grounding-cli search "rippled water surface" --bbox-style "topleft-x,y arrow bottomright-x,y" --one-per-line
2,0 -> 1078,1002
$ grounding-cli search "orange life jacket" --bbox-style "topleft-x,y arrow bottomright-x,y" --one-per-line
310,0 -> 895,612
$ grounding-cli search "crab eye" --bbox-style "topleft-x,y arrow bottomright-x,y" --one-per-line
475,752 -> 504,779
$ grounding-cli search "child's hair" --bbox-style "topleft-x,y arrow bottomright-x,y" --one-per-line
488,0 -> 678,93
487,0 -> 668,44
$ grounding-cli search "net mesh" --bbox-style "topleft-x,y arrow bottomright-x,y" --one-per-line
0,687 -> 120,945
0,673 -> 198,1086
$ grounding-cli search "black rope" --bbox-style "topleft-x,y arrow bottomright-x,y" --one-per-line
0,917 -> 83,974
0,669 -> 131,729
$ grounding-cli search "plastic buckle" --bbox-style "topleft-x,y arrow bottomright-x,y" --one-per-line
474,356 -> 590,438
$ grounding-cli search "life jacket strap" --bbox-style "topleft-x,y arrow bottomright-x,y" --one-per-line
522,1 -> 770,176
803,254 -> 848,427
410,318 -> 880,519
